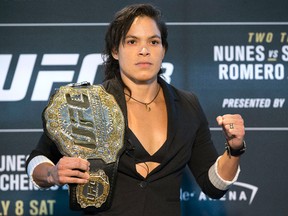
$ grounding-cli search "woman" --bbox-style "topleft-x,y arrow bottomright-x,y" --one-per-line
26,4 -> 246,216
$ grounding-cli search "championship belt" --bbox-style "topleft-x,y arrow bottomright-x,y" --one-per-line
43,82 -> 125,212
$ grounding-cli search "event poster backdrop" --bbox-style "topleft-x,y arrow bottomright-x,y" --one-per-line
1,0 -> 288,215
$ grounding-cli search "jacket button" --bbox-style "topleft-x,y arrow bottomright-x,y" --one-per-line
139,181 -> 147,188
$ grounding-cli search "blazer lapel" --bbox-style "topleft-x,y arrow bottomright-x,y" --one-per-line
159,77 -> 179,152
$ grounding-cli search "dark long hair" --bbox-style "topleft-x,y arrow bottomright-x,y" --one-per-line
102,3 -> 168,82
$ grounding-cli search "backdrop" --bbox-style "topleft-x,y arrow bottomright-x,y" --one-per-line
1,0 -> 288,215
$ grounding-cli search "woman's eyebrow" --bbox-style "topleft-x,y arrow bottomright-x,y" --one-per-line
125,34 -> 161,40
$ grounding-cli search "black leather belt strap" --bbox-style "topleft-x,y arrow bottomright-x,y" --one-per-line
69,157 -> 122,212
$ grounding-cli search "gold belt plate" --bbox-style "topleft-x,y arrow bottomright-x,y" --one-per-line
44,83 -> 125,208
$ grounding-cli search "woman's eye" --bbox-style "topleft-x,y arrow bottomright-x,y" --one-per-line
151,40 -> 160,45
127,40 -> 136,45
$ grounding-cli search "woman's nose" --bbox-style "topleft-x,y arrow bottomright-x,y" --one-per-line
139,47 -> 150,56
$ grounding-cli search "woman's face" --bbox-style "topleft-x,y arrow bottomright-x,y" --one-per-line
112,16 -> 166,85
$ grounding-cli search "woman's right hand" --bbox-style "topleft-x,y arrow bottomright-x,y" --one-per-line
47,156 -> 90,185
33,156 -> 90,187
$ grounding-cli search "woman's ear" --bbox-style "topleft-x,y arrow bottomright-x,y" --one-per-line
162,47 -> 167,60
112,49 -> 119,60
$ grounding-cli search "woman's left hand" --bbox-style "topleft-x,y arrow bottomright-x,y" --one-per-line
216,114 -> 245,149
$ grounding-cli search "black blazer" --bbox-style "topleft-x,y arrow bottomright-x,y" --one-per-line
26,77 -> 226,216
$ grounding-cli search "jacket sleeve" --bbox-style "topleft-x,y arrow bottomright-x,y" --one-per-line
186,93 -> 228,199
25,132 -> 63,171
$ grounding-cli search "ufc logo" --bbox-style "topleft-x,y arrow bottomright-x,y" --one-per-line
0,54 -> 174,101
66,92 -> 97,148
